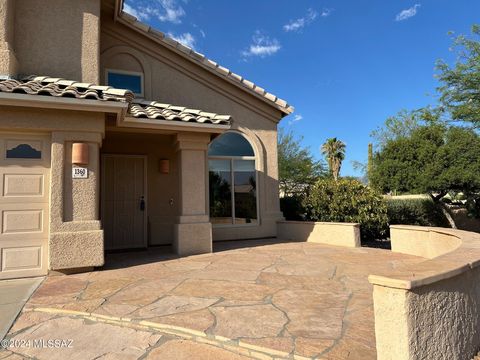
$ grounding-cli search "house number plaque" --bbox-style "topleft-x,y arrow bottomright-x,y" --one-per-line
72,167 -> 88,179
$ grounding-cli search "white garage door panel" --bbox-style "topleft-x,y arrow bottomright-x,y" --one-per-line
2,209 -> 44,234
2,246 -> 42,271
4,173 -> 45,198
0,134 -> 50,280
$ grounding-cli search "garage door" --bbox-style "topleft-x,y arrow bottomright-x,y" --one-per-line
0,134 -> 50,280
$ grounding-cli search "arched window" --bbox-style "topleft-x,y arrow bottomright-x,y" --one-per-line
208,132 -> 258,226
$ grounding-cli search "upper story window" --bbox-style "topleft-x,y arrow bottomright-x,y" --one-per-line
106,69 -> 144,97
208,132 -> 258,226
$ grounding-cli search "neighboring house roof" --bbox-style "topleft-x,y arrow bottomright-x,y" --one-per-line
0,76 -> 232,126
115,0 -> 294,116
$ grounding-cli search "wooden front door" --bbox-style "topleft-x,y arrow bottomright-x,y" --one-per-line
101,155 -> 147,250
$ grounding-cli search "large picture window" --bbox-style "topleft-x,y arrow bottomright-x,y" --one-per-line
208,132 -> 258,226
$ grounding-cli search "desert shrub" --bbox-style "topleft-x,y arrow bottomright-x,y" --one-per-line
386,198 -> 450,228
303,178 -> 388,241
280,195 -> 306,221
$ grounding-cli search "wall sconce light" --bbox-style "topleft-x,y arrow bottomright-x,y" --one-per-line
72,143 -> 89,165
159,159 -> 170,174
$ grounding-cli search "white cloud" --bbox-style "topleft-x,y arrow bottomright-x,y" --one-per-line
123,3 -> 141,19
395,4 -> 421,22
158,0 -> 185,23
283,8 -> 318,32
192,24 -> 206,39
288,114 -> 303,126
321,8 -> 333,18
123,0 -> 186,24
242,31 -> 281,58
167,32 -> 196,49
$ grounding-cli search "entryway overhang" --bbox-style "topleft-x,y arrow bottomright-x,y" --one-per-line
0,92 -> 128,122
116,115 -> 231,133
115,99 -> 232,134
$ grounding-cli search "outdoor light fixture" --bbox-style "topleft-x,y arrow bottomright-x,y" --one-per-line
159,159 -> 170,174
72,143 -> 89,165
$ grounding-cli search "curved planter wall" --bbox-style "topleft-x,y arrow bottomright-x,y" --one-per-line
369,225 -> 480,360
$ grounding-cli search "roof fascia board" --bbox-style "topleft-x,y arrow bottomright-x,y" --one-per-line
0,93 -> 128,120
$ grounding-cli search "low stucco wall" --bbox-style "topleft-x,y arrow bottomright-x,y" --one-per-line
277,221 -> 361,248
369,225 -> 480,360
390,225 -> 462,259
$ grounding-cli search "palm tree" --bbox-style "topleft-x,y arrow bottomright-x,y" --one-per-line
321,137 -> 346,181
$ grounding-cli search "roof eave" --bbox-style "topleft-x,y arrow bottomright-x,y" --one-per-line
120,115 -> 231,133
0,92 -> 128,120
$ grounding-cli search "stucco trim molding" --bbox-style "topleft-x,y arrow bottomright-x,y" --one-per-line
101,44 -> 152,97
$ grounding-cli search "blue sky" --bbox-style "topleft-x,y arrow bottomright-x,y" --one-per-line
124,0 -> 480,176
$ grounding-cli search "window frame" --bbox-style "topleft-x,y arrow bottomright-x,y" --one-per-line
208,132 -> 260,228
105,68 -> 144,97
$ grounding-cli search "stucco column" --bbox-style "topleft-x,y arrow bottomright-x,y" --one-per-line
49,131 -> 104,270
173,132 -> 212,256
0,0 -> 18,77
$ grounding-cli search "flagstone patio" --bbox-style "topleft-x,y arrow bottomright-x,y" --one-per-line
1,240 -> 425,359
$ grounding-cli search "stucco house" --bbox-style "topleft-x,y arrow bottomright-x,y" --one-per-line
0,0 -> 293,279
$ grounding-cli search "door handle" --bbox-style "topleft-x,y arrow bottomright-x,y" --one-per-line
140,196 -> 145,211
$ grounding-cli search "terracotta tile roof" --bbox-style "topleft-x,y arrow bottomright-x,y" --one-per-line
116,1 -> 294,116
0,76 -> 134,102
0,76 -> 232,127
129,100 -> 231,125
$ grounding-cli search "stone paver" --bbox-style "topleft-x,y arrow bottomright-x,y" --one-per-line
2,240 -> 425,359
145,339 -> 252,360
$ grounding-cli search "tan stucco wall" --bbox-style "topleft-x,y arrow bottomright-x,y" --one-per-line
101,132 -> 179,245
100,16 -> 284,241
277,221 -> 361,248
0,105 -> 105,270
373,268 -> 480,360
370,226 -> 480,360
0,0 -> 18,76
13,0 -> 100,83
372,285 -> 410,359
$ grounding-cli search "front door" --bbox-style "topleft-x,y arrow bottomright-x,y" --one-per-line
101,155 -> 147,250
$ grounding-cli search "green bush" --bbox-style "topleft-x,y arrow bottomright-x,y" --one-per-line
386,198 -> 451,228
303,178 -> 388,240
280,195 -> 306,221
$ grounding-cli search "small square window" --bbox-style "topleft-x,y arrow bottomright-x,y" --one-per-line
106,70 -> 143,97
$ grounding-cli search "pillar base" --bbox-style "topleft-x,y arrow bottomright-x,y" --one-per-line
49,230 -> 104,270
174,222 -> 212,256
